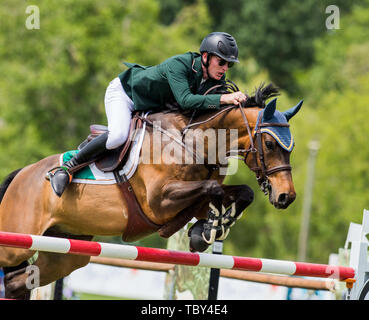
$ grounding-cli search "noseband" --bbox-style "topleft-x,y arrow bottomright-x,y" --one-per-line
238,104 -> 292,194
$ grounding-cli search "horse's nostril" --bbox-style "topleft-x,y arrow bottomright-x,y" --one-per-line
278,193 -> 288,204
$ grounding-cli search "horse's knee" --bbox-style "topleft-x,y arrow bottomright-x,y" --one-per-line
203,180 -> 224,198
238,185 -> 254,205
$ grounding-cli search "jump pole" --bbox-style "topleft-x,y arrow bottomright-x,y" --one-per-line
0,231 -> 355,281
89,256 -> 335,291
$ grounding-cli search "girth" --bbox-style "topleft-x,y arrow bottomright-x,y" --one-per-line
113,171 -> 162,242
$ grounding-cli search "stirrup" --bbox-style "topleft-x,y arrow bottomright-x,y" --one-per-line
45,166 -> 73,183
46,166 -> 74,197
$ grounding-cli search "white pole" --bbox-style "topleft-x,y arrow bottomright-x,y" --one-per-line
298,139 -> 319,262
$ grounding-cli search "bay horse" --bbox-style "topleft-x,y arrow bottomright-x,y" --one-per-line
0,83 -> 302,299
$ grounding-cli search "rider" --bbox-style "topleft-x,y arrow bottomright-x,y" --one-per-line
48,32 -> 247,197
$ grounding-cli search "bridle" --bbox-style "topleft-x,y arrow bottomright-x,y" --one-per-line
183,103 -> 292,195
238,105 -> 292,195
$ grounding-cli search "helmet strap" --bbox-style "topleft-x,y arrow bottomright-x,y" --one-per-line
201,53 -> 214,80
201,53 -> 210,68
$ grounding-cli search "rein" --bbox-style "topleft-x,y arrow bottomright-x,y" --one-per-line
182,105 -> 237,135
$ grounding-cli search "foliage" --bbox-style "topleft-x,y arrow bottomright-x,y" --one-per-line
297,1 -> 369,103
205,0 -> 355,94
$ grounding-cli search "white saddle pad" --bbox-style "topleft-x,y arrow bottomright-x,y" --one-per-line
59,112 -> 149,185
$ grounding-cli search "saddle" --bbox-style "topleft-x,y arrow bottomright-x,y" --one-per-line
78,113 -> 142,172
77,113 -> 162,242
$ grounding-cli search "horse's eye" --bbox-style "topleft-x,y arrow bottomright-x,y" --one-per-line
265,141 -> 274,150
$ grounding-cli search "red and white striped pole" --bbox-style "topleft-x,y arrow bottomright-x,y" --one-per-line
0,231 -> 355,280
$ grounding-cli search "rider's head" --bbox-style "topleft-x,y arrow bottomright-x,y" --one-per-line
200,32 -> 239,80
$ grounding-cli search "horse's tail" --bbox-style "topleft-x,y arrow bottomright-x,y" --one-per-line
0,168 -> 23,204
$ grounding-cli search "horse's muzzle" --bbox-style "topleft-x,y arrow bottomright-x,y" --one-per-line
272,191 -> 296,209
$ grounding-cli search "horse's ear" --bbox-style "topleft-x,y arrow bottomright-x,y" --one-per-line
263,98 -> 277,121
283,100 -> 303,121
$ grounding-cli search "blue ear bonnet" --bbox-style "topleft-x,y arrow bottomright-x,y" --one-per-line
255,109 -> 294,152
254,98 -> 302,152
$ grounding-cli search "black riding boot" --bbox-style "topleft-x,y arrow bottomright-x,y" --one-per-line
49,132 -> 109,197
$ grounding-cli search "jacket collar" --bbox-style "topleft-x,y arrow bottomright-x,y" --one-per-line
191,53 -> 203,85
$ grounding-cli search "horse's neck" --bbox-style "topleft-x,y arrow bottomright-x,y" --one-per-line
148,112 -> 188,131
195,107 -> 260,131
196,107 -> 260,157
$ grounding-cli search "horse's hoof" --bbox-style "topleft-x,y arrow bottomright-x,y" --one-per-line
188,220 -> 210,253
4,268 -> 31,300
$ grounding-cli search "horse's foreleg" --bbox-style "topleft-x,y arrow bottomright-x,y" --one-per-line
158,179 -> 224,214
188,184 -> 254,251
222,184 -> 254,215
156,182 -> 253,252
158,179 -> 225,227
158,201 -> 209,238
192,184 -> 249,247
153,179 -> 225,252
215,184 -> 254,241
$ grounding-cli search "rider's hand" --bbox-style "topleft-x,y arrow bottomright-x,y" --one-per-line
220,91 -> 247,105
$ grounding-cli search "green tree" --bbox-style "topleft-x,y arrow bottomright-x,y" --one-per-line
297,0 -> 369,103
206,0 -> 355,94
157,0 -> 196,25
0,0 -> 211,176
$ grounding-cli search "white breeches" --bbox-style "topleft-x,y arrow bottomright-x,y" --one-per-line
104,77 -> 134,150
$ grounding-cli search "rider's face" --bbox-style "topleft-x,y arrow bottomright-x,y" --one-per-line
202,53 -> 231,80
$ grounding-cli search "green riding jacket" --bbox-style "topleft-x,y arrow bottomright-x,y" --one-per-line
118,52 -> 224,111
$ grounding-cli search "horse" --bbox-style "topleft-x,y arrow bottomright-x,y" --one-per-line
0,83 -> 302,299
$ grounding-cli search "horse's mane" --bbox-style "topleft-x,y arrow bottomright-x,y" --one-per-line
162,81 -> 280,118
0,168 -> 22,204
241,81 -> 280,109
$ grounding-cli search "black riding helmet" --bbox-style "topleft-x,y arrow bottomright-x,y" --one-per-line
200,32 -> 239,65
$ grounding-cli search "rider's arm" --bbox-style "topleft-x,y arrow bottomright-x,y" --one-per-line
166,61 -> 222,110
166,60 -> 246,109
